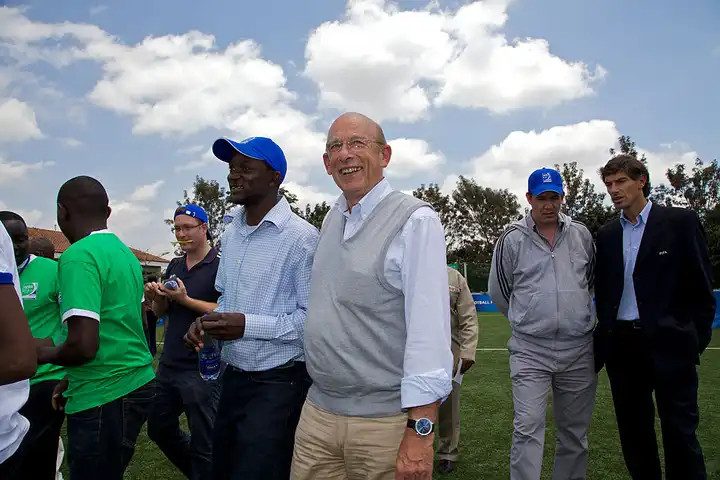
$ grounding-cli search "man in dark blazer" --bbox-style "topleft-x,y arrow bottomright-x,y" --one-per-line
594,154 -> 714,480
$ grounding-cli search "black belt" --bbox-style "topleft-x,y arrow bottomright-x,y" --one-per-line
228,359 -> 304,373
614,319 -> 642,331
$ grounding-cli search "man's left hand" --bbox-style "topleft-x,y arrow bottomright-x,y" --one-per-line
201,312 -> 246,340
395,429 -> 433,479
161,278 -> 188,304
460,358 -> 475,374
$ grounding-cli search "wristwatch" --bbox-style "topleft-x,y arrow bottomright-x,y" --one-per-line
407,417 -> 434,436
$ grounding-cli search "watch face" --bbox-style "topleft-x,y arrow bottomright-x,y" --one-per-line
415,418 -> 433,435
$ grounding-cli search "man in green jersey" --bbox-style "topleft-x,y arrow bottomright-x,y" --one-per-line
36,176 -> 156,480
0,211 -> 65,480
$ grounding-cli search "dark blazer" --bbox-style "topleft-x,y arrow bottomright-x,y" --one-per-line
594,203 -> 714,370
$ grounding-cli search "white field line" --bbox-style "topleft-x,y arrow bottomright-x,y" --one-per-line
477,347 -> 720,351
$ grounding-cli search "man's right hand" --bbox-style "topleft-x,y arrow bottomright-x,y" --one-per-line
183,317 -> 205,352
52,378 -> 69,411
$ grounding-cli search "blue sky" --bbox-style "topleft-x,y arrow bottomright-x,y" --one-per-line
1,0 -> 718,255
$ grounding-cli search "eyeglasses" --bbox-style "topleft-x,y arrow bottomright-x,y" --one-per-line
174,224 -> 203,234
326,137 -> 385,154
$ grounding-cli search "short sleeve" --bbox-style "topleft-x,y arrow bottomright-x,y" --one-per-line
0,229 -> 15,284
59,252 -> 101,323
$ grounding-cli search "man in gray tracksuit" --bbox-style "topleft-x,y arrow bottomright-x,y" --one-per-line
489,167 -> 597,480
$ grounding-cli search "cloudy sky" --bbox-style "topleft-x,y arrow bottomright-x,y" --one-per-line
1,0 -> 718,256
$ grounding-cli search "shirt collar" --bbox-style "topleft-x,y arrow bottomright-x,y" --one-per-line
201,247 -> 218,264
18,255 -> 33,273
335,178 -> 392,220
231,196 -> 292,232
620,200 -> 652,227
89,229 -> 113,235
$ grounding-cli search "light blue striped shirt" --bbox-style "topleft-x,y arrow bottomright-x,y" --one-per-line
617,201 -> 652,321
216,196 -> 319,371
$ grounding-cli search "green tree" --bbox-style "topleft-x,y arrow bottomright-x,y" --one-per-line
609,135 -> 647,163
302,202 -> 331,230
448,176 -> 520,266
279,187 -> 301,215
166,176 -> 231,250
412,183 -> 455,244
555,161 -> 615,237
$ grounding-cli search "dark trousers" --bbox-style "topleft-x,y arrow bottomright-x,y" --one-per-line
148,364 -> 222,480
0,380 -> 65,480
605,322 -> 706,480
212,361 -> 311,480
145,311 -> 158,356
66,379 -> 156,480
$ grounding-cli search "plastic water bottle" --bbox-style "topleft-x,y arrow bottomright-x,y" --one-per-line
164,274 -> 179,290
198,333 -> 222,381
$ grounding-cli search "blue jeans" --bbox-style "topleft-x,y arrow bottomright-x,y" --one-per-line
148,364 -> 222,480
212,361 -> 311,480
66,379 -> 156,480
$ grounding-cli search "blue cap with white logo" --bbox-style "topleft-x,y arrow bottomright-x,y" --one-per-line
174,204 -> 208,223
528,167 -> 564,196
212,136 -> 287,183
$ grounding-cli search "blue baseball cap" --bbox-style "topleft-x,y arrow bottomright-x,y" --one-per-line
212,136 -> 287,183
528,168 -> 564,196
174,204 -> 208,223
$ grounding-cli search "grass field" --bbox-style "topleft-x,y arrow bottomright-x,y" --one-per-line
60,313 -> 720,479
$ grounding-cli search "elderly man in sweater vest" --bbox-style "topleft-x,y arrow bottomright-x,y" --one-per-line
291,112 -> 453,480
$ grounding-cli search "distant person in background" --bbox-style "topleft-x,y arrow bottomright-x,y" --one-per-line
0,221 -> 35,471
489,168 -> 596,480
145,204 -> 221,480
594,155 -> 713,479
436,266 -> 478,474
36,176 -> 155,480
29,237 -> 55,260
0,212 -> 65,480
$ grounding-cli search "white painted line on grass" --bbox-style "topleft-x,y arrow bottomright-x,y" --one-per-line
477,347 -> 720,351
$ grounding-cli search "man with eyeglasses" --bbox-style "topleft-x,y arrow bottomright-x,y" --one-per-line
145,204 -> 221,480
292,112 -> 453,480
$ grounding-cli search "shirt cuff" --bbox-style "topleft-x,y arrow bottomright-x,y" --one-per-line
400,369 -> 452,410
0,272 -> 13,284
242,313 -> 274,340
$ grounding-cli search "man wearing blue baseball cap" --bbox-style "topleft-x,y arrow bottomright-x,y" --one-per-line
184,136 -> 318,480
145,204 -> 221,480
489,168 -> 597,480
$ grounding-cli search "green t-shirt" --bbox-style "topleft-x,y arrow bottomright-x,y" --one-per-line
58,230 -> 154,414
20,255 -> 66,384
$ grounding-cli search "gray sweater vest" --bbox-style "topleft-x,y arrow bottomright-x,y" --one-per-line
305,191 -> 429,417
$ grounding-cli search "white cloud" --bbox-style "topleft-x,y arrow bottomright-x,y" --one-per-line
0,98 -> 43,142
177,144 -> 205,155
129,180 -> 165,201
0,6 -> 325,179
0,156 -> 54,184
282,181 -> 335,209
444,120 -> 698,206
175,148 -> 216,172
59,137 -> 82,148
386,138 -> 444,178
304,0 -> 604,122
0,201 -> 44,227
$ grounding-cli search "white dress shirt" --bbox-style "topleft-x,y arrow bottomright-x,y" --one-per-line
332,178 -> 453,409
0,222 -> 30,465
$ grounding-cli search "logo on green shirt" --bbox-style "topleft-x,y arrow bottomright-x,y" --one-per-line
22,282 -> 38,300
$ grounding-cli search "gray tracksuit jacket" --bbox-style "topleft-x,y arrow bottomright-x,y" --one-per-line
489,212 -> 595,349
